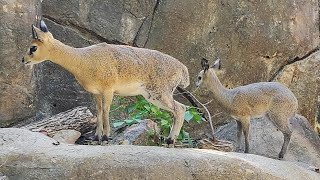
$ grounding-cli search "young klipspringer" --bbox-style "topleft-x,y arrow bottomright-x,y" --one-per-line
22,20 -> 190,145
196,58 -> 298,159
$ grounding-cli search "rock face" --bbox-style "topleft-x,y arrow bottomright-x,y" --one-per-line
0,172 -> 8,180
52,129 -> 81,144
16,106 -> 95,137
275,50 -> 320,131
215,115 -> 320,168
39,0 -> 319,127
0,0 -> 41,127
113,119 -> 160,145
0,128 -> 319,180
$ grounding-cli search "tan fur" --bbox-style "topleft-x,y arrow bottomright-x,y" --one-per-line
196,59 -> 298,159
23,21 -> 189,144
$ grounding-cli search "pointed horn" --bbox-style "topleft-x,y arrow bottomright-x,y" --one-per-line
32,25 -> 38,39
40,20 -> 49,32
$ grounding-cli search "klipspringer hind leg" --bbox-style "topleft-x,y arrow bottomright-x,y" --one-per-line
267,112 -> 292,159
101,91 -> 113,144
143,92 -> 186,146
236,120 -> 243,151
93,94 -> 103,143
240,118 -> 251,153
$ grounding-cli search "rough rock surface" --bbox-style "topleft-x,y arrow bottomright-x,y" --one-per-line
0,172 -> 8,180
0,128 -> 319,180
15,106 -> 95,137
275,50 -> 320,130
215,115 -> 320,168
113,119 -> 160,145
0,0 -> 41,127
52,130 -> 81,144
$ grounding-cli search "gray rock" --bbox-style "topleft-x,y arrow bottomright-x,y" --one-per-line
215,115 -> 320,168
52,130 -> 81,144
113,119 -> 160,145
0,172 -> 8,180
42,0 -> 157,45
0,0 -> 41,127
0,128 -> 319,180
275,50 -> 320,132
0,174 -> 9,180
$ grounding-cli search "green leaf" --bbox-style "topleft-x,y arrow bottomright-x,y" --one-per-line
192,113 -> 202,123
113,121 -> 125,128
126,103 -> 136,113
124,119 -> 136,125
150,106 -> 158,114
184,111 -> 193,122
183,131 -> 190,138
161,119 -> 169,126
134,119 -> 143,123
144,105 -> 151,111
177,131 -> 184,140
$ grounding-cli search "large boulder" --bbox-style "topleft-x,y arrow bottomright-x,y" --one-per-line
275,50 -> 320,131
215,115 -> 320,168
113,119 -> 160,145
42,0 -> 158,45
0,128 -> 319,179
0,0 -> 41,127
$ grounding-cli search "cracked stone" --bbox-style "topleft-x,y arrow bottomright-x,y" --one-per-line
275,50 -> 320,128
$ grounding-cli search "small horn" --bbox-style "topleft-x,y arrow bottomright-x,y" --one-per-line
201,58 -> 209,71
40,20 -> 49,32
31,25 -> 38,39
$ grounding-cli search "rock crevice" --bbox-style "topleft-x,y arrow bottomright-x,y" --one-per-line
270,46 -> 320,82
43,15 -> 127,45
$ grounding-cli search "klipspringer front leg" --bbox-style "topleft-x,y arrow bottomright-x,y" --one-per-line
101,91 -> 113,145
93,94 -> 103,144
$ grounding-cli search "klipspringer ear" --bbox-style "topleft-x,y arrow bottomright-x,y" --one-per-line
201,58 -> 209,72
40,20 -> 49,32
212,58 -> 221,69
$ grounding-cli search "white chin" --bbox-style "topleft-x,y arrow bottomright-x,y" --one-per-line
24,61 -> 39,66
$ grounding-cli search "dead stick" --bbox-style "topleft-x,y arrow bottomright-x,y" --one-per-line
176,87 -> 216,142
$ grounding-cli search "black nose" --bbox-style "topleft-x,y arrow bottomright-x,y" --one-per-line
22,57 -> 25,63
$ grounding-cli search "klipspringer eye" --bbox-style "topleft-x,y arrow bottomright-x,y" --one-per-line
29,46 -> 37,55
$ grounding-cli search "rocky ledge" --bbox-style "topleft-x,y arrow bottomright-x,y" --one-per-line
0,128 -> 319,180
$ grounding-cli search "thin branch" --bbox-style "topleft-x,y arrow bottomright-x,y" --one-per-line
177,88 -> 216,141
